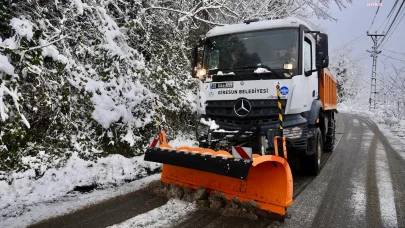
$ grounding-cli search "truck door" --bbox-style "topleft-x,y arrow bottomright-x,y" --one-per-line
302,33 -> 318,111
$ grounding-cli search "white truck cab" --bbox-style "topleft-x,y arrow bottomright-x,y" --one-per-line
191,18 -> 336,175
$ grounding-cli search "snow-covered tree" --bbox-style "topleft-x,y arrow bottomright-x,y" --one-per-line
378,61 -> 405,120
329,47 -> 367,104
0,0 -> 352,175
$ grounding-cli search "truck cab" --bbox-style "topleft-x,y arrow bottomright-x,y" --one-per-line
191,18 -> 337,174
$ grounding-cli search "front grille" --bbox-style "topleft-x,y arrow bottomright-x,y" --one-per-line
206,99 -> 287,120
213,117 -> 280,127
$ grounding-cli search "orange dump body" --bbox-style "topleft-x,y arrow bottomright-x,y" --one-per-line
319,68 -> 337,110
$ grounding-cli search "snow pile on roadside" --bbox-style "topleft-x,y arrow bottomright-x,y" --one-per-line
338,102 -> 405,140
0,153 -> 161,219
0,174 -> 161,228
376,124 -> 405,161
108,199 -> 197,228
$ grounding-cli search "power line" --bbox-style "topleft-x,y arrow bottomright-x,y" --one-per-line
330,33 -> 367,54
387,0 -> 400,21
379,7 -> 405,49
368,0 -> 383,31
381,0 -> 400,32
378,0 -> 405,48
381,53 -> 405,63
353,51 -> 369,60
384,49 -> 405,56
354,54 -> 370,62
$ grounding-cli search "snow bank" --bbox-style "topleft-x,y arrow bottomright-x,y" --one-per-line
0,174 -> 161,228
0,153 -> 161,220
108,199 -> 196,228
375,141 -> 398,227
340,101 -> 405,161
0,133 -> 199,226
377,124 -> 405,162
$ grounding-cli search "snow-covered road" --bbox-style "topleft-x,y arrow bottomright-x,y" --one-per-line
3,113 -> 405,228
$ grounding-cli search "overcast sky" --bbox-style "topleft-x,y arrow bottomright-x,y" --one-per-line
315,0 -> 405,85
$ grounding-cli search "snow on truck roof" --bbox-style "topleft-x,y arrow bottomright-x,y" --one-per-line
206,18 -> 313,37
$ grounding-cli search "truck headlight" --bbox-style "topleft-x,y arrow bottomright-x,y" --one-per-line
283,126 -> 304,139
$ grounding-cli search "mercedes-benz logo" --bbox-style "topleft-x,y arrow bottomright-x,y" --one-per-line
234,99 -> 251,117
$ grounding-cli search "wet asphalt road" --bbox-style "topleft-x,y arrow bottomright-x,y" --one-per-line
30,113 -> 405,228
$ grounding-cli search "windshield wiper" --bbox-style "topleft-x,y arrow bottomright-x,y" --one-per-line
232,65 -> 282,78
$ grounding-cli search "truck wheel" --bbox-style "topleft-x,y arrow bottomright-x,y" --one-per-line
300,128 -> 323,175
324,119 -> 335,151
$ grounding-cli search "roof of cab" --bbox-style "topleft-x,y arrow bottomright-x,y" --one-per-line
206,18 -> 313,38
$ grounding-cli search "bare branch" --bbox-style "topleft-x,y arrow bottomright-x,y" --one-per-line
23,34 -> 74,52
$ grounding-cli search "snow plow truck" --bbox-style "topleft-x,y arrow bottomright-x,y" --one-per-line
145,18 -> 337,218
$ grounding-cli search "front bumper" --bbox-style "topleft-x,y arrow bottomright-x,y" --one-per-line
197,114 -> 308,154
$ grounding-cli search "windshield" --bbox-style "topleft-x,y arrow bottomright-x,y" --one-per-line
203,28 -> 299,76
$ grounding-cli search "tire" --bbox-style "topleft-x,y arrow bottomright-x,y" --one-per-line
300,127 -> 323,175
324,119 -> 335,151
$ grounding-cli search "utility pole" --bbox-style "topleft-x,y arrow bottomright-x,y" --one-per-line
367,32 -> 384,110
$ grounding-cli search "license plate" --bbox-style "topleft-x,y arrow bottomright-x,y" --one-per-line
210,82 -> 234,89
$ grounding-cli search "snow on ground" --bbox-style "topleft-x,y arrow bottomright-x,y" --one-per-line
375,141 -> 398,227
108,199 -> 197,228
341,101 -> 405,226
0,133 -> 197,228
338,102 -> 405,159
1,174 -> 161,228
0,154 -> 161,227
349,129 -> 373,220
376,124 -> 405,162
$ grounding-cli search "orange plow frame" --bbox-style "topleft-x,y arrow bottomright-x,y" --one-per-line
147,131 -> 293,216
162,155 -> 293,215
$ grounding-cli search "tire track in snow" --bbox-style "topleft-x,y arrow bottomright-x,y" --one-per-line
360,117 -> 405,227
288,114 -> 350,227
108,199 -> 197,228
348,127 -> 374,226
365,133 -> 383,228
312,116 -> 364,227
178,114 -> 347,228
375,141 -> 398,227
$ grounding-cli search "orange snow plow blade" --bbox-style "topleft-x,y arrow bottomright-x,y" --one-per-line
162,155 -> 292,215
144,132 -> 293,216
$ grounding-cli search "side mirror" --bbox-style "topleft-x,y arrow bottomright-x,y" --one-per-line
316,33 -> 329,69
305,69 -> 318,76
191,45 -> 198,77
